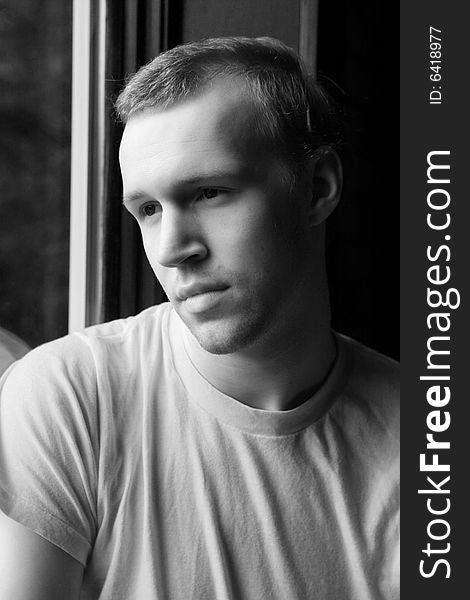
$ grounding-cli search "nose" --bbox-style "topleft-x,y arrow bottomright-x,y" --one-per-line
156,206 -> 208,267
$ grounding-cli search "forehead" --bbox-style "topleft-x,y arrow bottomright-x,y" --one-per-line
119,81 -> 265,176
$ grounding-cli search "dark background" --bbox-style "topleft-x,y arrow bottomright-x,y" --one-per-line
0,0 -> 72,348
318,2 -> 398,360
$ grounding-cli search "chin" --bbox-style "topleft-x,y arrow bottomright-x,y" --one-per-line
183,313 -> 269,355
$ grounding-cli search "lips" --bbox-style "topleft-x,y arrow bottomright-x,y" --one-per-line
176,283 -> 230,315
176,282 -> 229,301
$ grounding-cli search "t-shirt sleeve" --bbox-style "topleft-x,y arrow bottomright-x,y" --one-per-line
0,335 -> 99,566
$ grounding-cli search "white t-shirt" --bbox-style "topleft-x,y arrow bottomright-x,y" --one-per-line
0,303 -> 399,599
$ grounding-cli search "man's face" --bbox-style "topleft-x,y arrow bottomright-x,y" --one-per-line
119,81 -> 315,354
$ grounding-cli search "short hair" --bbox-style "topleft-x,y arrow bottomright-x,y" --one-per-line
116,36 -> 340,176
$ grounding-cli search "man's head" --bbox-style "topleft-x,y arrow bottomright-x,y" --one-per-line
117,37 -> 342,355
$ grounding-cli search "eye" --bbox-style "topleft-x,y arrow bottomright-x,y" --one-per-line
140,202 -> 160,218
201,188 -> 220,200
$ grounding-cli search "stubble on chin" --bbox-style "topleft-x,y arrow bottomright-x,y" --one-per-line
176,293 -> 282,356
177,311 -> 259,355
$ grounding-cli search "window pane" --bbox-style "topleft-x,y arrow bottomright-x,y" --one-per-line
0,0 -> 72,362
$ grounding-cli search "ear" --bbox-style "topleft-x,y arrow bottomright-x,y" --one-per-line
307,146 -> 343,226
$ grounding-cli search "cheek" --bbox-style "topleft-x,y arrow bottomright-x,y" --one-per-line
140,229 -> 165,278
147,259 -> 173,298
208,197 -> 283,258
208,219 -> 273,269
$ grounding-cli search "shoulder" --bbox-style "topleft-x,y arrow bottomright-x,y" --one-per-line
0,326 -> 98,448
2,303 -> 171,381
1,303 -> 172,423
339,334 -> 399,416
75,302 -> 170,365
339,333 -> 399,379
80,302 -> 169,340
1,329 -> 94,402
331,334 -> 399,456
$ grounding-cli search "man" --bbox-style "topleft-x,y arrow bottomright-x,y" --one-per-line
0,37 -> 399,599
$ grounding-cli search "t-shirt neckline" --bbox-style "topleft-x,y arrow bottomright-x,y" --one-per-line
167,307 -> 351,437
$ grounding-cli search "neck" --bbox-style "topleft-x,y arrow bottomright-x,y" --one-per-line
182,298 -> 336,412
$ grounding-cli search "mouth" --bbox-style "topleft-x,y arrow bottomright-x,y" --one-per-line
177,283 -> 228,301
176,283 -> 230,313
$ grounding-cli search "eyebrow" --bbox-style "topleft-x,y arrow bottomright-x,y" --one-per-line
122,167 -> 250,207
122,192 -> 149,207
